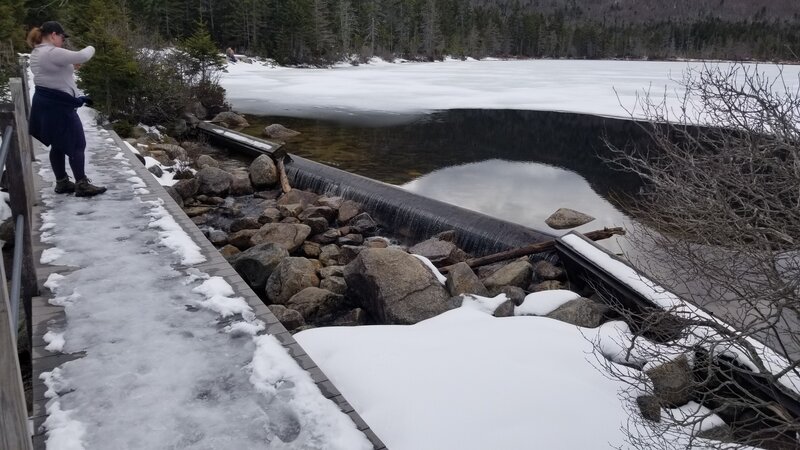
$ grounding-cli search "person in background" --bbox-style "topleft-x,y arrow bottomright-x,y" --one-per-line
226,47 -> 236,63
27,21 -> 106,197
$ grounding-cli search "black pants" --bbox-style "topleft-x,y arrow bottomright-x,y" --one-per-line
48,109 -> 86,180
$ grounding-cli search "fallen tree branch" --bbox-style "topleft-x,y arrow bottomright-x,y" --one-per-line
438,227 -> 626,273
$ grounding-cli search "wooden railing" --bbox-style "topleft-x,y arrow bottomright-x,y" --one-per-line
0,76 -> 39,450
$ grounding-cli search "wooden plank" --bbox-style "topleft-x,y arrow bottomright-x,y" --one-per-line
0,247 -> 34,450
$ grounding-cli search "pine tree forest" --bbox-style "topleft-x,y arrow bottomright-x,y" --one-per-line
3,0 -> 800,66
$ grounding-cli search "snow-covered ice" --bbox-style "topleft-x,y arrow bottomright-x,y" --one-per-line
221,58 -> 800,124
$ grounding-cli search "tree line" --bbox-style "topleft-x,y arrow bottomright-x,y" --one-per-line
3,0 -> 799,67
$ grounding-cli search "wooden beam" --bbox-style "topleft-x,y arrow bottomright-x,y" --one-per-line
439,227 -> 626,273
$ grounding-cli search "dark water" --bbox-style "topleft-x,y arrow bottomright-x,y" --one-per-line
242,109 -> 645,196
240,109 -> 653,246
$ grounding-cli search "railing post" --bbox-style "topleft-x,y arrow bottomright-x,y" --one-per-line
17,56 -> 31,119
0,112 -> 34,450
3,100 -> 38,348
10,79 -> 35,213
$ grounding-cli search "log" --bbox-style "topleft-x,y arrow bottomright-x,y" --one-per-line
439,227 -> 625,273
271,148 -> 292,194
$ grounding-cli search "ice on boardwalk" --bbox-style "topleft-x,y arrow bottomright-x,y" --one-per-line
37,108 -> 370,449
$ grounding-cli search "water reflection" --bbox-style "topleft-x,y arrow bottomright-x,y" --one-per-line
402,159 -> 633,253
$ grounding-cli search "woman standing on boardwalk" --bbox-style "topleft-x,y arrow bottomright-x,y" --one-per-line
27,21 -> 106,197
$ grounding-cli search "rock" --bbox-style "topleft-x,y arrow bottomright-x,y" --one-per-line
483,260 -> 533,291
337,200 -> 361,223
173,178 -> 199,200
229,217 -> 261,233
163,186 -> 183,207
434,230 -> 457,242
331,308 -> 368,326
196,167 -> 233,197
0,218 -> 14,246
349,213 -> 377,234
265,257 -> 320,304
338,233 -> 364,246
545,298 -> 610,328
210,111 -> 249,128
344,248 -> 453,324
279,203 -> 304,218
250,155 -> 278,188
184,206 -> 212,217
281,217 -> 300,224
338,245 -> 363,265
150,143 -> 187,160
530,280 -> 565,292
301,241 -> 322,258
258,207 -> 282,224
148,165 -> 164,177
697,425 -> 734,443
319,244 -> 341,266
645,355 -> 694,406
277,190 -> 319,208
207,229 -> 227,246
268,305 -> 305,330
533,260 -> 565,280
636,396 -> 662,422
489,286 -> 527,306
229,172 -> 254,195
191,216 -> 207,225
298,206 -> 336,222
232,243 -> 289,291
315,196 -> 343,210
320,276 -> 347,295
445,262 -> 489,297
365,237 -> 390,248
286,287 -> 343,323
263,124 -> 301,139
319,265 -> 344,279
255,189 -> 282,200
195,154 -> 220,169
219,244 -> 241,260
545,208 -> 595,230
303,216 -> 329,235
409,238 -> 467,265
312,229 -> 340,245
493,300 -> 516,317
228,229 -> 258,250
248,223 -> 310,252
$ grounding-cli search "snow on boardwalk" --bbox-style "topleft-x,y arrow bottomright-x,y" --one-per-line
28,109 -> 379,450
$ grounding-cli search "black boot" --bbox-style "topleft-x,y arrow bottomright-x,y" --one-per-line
75,178 -> 107,197
54,177 -> 75,194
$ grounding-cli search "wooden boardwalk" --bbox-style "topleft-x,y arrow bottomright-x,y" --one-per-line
26,127 -> 386,449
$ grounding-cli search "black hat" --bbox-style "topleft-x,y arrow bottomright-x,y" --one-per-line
41,21 -> 69,38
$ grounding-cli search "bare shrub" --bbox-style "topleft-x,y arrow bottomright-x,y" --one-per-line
596,64 -> 800,449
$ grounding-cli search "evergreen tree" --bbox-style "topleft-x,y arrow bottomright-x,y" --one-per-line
178,20 -> 225,84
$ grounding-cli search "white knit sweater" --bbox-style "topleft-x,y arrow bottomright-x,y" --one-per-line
30,43 -> 95,97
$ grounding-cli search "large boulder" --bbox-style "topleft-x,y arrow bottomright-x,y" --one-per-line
483,260 -> 533,291
337,200 -> 361,223
545,208 -> 595,230
231,243 -> 289,292
266,257 -> 320,304
228,229 -> 258,250
251,223 -> 311,253
150,143 -> 187,160
268,305 -> 305,331
533,260 -> 565,280
210,111 -> 250,129
196,167 -> 233,196
645,355 -> 694,407
344,248 -> 453,324
409,238 -> 467,266
250,155 -> 278,188
277,190 -> 319,208
163,186 -> 183,207
545,298 -> 610,328
263,124 -> 301,139
445,262 -> 488,297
